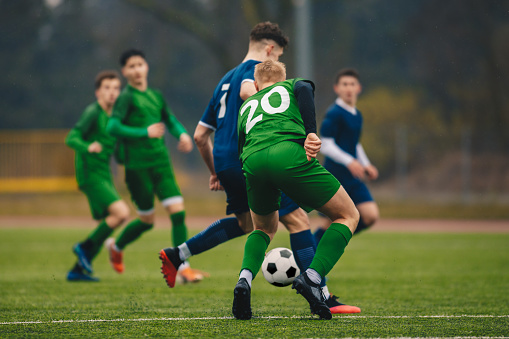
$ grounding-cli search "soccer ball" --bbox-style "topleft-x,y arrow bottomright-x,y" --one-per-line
261,247 -> 300,287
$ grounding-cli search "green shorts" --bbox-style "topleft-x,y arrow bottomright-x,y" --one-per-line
243,141 -> 341,215
80,181 -> 121,220
125,162 -> 182,214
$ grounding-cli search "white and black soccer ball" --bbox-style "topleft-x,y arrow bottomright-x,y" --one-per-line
261,247 -> 300,287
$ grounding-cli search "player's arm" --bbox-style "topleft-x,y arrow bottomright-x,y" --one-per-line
65,107 -> 102,153
239,80 -> 257,101
356,143 -> 378,180
161,102 -> 193,153
294,80 -> 321,161
194,122 -> 223,191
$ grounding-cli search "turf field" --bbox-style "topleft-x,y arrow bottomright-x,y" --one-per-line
1,223 -> 508,337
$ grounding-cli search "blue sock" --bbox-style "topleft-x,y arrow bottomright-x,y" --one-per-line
313,227 -> 326,245
186,217 -> 245,255
292,230 -> 327,287
290,230 -> 316,273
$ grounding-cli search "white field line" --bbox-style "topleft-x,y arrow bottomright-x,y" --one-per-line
1,314 -> 508,325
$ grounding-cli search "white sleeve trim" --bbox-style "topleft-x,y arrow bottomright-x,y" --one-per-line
198,120 -> 216,131
241,79 -> 255,84
321,137 -> 354,166
356,143 -> 371,166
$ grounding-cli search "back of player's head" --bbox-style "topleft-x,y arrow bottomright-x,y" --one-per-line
119,49 -> 146,67
250,21 -> 289,48
94,70 -> 121,89
335,68 -> 360,84
254,60 -> 286,85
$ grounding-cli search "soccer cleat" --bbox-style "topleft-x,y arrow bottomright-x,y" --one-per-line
178,267 -> 205,284
325,295 -> 361,314
106,238 -> 124,274
72,243 -> 93,274
292,273 -> 332,320
232,278 -> 252,320
67,270 -> 99,282
159,247 -> 183,288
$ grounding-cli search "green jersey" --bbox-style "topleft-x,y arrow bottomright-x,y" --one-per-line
238,78 -> 308,163
111,85 -> 187,169
65,102 -> 116,187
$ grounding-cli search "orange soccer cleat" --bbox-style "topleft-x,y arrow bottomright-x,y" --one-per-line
106,238 -> 124,274
325,295 -> 361,314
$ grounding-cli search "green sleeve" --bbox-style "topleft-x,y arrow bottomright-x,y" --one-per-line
106,117 -> 148,138
65,128 -> 90,153
65,104 -> 98,152
161,100 -> 187,139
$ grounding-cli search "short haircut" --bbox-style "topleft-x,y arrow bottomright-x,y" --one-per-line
250,21 -> 289,49
119,48 -> 145,67
94,70 -> 121,90
335,68 -> 360,84
254,60 -> 286,85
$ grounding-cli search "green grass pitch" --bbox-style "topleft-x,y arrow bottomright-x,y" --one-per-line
0,226 -> 508,337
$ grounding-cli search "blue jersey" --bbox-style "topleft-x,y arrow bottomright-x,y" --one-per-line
320,101 -> 363,173
200,60 -> 260,172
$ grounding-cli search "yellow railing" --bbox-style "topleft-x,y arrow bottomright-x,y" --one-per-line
0,130 -> 77,192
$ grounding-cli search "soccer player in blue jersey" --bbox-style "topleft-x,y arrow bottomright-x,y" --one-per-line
314,68 -> 379,243
159,22 -> 358,314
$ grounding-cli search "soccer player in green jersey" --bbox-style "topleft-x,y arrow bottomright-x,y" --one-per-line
105,49 -> 204,282
65,70 -> 131,282
233,60 -> 360,320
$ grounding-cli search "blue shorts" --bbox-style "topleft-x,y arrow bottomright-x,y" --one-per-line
216,165 -> 299,217
326,164 -> 374,205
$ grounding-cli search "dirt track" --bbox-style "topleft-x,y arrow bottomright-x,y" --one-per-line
0,215 -> 507,232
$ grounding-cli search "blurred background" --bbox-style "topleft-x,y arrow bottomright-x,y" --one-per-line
1,0 -> 508,218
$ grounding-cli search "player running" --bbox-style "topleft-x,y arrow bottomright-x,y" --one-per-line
65,70 -> 130,282
314,68 -> 379,243
159,23 -> 358,314
106,49 -> 203,282
233,60 -> 359,320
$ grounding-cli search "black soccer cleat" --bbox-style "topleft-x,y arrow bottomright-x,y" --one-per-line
232,278 -> 252,320
292,273 -> 332,320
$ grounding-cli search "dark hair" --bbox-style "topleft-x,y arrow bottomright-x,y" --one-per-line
335,68 -> 360,84
94,70 -> 120,89
119,49 -> 146,67
250,21 -> 289,48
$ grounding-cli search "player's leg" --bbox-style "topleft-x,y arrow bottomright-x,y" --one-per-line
159,166 -> 251,288
233,148 -> 280,320
315,179 -> 376,238
106,168 -> 154,273
313,213 -> 331,244
355,201 -> 379,234
273,141 -> 356,318
277,160 -> 360,314
68,183 -> 123,280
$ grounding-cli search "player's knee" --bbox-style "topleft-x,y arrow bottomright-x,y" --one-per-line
116,203 -> 131,223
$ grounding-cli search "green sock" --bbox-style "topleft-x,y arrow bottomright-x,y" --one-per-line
115,219 -> 153,250
88,220 -> 113,245
240,230 -> 270,279
170,211 -> 187,247
309,223 -> 352,278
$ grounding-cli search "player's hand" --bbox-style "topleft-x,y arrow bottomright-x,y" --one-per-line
347,160 -> 366,179
209,174 -> 224,191
364,164 -> 379,180
147,122 -> 165,138
177,133 -> 193,153
304,133 -> 321,161
88,141 -> 102,153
